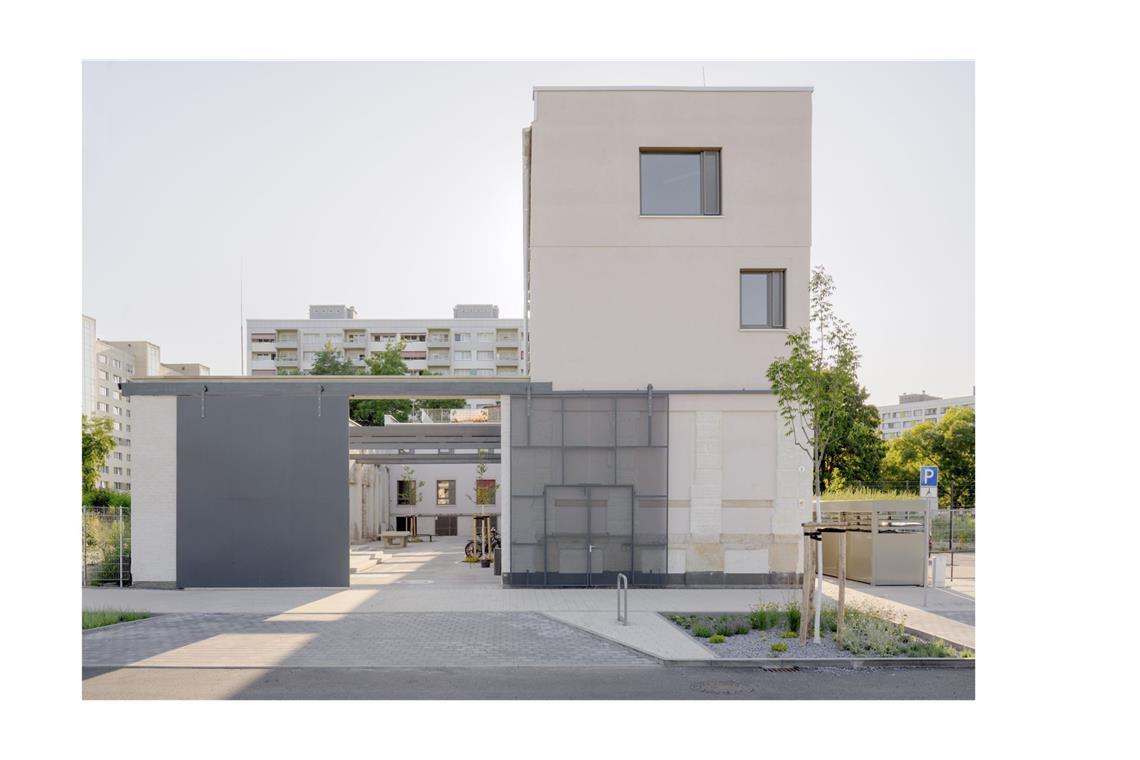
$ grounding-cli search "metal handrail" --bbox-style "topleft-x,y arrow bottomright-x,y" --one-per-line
617,573 -> 629,626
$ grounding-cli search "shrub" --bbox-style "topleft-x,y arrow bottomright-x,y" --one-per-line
771,642 -> 788,653
905,637 -> 960,658
750,605 -> 781,631
785,603 -> 801,633
708,634 -> 726,644
692,625 -> 713,638
820,606 -> 839,633
836,604 -> 908,657
781,631 -> 798,639
735,622 -> 752,635
714,619 -> 735,637
83,489 -> 131,510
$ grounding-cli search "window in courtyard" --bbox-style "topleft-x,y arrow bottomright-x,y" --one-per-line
475,479 -> 497,506
436,480 -> 455,506
397,480 -> 416,506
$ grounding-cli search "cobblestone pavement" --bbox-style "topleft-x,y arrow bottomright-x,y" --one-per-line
82,612 -> 656,669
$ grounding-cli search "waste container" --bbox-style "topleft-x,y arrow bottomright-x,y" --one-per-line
493,547 -> 502,576
821,499 -> 930,586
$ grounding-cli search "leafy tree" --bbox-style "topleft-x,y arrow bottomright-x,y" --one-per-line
820,375 -> 885,491
363,340 -> 407,376
881,406 -> 975,507
351,340 -> 412,424
310,340 -> 475,426
82,415 -> 115,492
309,341 -> 361,376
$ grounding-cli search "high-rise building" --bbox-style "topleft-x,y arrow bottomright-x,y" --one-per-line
245,304 -> 523,377
877,391 -> 975,440
82,315 -> 209,492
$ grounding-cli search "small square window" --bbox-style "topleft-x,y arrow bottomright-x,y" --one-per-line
740,270 -> 786,329
640,150 -> 720,215
436,480 -> 455,506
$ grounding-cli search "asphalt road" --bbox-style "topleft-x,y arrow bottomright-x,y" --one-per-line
82,665 -> 974,700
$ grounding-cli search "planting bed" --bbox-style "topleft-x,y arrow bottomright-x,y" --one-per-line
667,607 -> 969,660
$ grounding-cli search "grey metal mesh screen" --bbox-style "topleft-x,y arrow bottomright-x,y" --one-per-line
508,392 -> 667,587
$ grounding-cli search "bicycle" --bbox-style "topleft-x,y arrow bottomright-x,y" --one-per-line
465,527 -> 501,559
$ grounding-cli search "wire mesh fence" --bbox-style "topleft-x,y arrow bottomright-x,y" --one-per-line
82,504 -> 131,587
930,508 -> 974,581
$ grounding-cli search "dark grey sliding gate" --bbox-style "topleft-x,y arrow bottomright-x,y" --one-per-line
508,392 -> 667,587
176,393 -> 349,587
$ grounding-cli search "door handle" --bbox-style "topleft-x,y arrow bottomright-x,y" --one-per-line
588,544 -> 595,552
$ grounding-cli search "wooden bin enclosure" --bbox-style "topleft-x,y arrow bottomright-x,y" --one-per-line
821,499 -> 929,586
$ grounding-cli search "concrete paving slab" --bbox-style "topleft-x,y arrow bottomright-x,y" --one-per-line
544,611 -> 715,661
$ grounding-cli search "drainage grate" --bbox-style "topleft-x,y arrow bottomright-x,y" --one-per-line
761,666 -> 800,672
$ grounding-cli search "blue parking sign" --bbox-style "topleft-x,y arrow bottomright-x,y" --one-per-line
920,466 -> 939,487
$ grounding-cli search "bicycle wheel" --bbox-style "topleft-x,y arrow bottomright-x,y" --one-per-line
465,541 -> 476,559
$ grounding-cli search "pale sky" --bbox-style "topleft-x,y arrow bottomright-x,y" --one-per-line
83,61 -> 973,405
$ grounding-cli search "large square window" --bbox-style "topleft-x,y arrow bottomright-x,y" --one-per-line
740,270 -> 786,329
640,150 -> 720,215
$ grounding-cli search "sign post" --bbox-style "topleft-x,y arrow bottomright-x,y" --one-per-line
919,466 -> 938,605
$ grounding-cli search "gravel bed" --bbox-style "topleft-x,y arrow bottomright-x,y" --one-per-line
694,627 -> 854,659
666,614 -> 854,659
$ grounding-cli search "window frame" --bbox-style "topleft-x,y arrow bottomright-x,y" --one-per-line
396,480 -> 416,506
436,479 -> 456,506
739,269 -> 787,330
639,148 -> 721,217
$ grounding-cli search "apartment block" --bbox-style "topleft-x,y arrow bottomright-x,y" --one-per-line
82,315 -> 209,492
245,304 -> 523,377
877,391 -> 976,440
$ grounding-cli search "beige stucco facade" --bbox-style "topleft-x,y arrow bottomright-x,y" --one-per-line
527,88 -> 811,392
524,88 -> 813,583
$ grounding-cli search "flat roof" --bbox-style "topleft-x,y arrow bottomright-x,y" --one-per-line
121,375 -> 549,398
533,85 -> 813,95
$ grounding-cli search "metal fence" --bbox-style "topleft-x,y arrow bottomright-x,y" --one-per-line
82,504 -> 131,587
930,507 -> 974,581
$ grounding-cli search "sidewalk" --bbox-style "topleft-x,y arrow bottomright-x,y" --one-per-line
85,580 -> 974,660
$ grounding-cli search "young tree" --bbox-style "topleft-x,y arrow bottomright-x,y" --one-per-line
400,465 -> 425,537
82,415 -> 115,492
466,454 -> 500,514
766,266 -> 862,642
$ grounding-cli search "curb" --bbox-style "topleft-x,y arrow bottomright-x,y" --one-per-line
664,657 -> 975,669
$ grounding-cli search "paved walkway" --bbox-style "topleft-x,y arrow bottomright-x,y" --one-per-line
85,539 -> 974,660
83,611 -> 655,669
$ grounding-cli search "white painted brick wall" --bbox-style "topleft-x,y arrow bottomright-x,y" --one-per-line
131,396 -> 177,584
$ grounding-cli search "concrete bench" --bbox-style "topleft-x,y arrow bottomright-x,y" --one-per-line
380,531 -> 412,548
